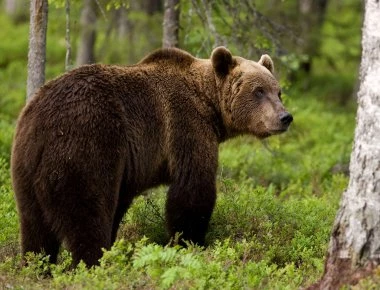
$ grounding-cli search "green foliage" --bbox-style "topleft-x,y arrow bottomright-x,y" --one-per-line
119,190 -> 168,245
105,0 -> 130,11
0,238 -> 330,289
318,1 -> 362,73
0,13 -> 28,120
0,157 -> 18,266
0,14 -> 29,69
0,120 -> 14,162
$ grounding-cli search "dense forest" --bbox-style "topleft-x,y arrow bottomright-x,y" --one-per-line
1,0 -> 379,289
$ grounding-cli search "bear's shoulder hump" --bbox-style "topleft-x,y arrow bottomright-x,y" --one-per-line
139,48 -> 195,67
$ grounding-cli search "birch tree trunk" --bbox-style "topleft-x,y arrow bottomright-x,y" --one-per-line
309,0 -> 380,288
162,0 -> 180,48
26,0 -> 48,101
76,0 -> 97,65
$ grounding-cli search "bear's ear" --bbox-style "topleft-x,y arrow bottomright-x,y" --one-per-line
211,46 -> 234,76
258,54 -> 274,74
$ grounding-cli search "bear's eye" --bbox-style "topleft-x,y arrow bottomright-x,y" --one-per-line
278,91 -> 282,101
255,88 -> 265,98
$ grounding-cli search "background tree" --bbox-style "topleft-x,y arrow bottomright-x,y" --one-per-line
298,0 -> 328,75
162,0 -> 179,48
310,0 -> 380,288
26,0 -> 48,101
65,0 -> 72,71
4,0 -> 28,22
142,0 -> 162,15
5,0 -> 19,16
76,0 -> 97,65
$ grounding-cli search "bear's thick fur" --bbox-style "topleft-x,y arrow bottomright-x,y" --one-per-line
11,47 -> 292,266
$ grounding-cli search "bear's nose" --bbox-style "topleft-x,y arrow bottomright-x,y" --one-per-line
279,112 -> 293,126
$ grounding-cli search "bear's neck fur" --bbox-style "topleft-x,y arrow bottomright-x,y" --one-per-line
188,59 -> 228,142
139,48 -> 228,142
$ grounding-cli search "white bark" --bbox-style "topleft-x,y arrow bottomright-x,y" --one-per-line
331,0 -> 380,265
26,0 -> 48,101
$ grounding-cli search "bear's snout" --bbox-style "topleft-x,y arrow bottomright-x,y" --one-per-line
279,112 -> 293,127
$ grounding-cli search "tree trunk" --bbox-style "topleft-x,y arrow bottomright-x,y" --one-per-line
298,0 -> 328,76
142,0 -> 163,15
309,0 -> 380,289
65,0 -> 72,71
26,0 -> 48,101
5,0 -> 19,16
162,0 -> 180,48
117,7 -> 136,62
76,0 -> 97,66
5,0 -> 28,21
117,7 -> 128,40
202,0 -> 223,47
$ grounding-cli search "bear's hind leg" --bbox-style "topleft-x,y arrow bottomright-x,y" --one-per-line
19,200 -> 60,264
63,213 -> 113,267
51,172 -> 120,267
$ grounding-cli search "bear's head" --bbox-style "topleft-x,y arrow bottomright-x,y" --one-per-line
211,46 -> 293,139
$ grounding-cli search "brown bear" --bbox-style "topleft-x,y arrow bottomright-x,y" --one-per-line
11,46 -> 292,267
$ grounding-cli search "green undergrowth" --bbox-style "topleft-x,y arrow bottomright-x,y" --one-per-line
0,170 -> 347,289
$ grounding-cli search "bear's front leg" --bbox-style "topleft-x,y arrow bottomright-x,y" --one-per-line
166,181 -> 216,246
165,135 -> 218,246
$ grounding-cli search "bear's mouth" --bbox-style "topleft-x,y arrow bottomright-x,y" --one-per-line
269,128 -> 288,134
252,122 -> 290,139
